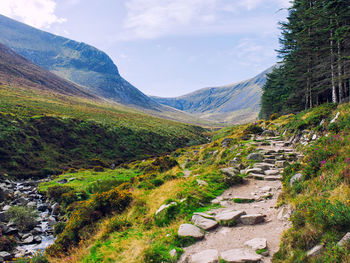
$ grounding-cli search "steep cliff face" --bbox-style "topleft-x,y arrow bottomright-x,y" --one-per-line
0,14 -> 159,109
152,67 -> 273,123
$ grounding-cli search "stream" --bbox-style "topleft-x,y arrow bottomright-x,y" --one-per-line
0,178 -> 57,260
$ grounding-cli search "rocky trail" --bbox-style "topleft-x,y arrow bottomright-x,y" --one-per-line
177,135 -> 302,263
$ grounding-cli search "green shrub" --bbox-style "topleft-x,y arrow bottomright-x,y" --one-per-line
6,206 -> 38,231
53,222 -> 66,237
87,179 -> 127,194
47,186 -> 132,255
244,124 -> 263,135
47,185 -> 74,203
270,113 -> 279,120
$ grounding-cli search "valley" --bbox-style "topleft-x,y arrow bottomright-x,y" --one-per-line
0,0 -> 349,262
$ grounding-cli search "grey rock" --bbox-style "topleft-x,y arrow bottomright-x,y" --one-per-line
4,227 -> 17,235
246,168 -> 264,175
275,161 -> 287,168
23,235 -> 34,244
244,238 -> 267,250
178,224 -> 204,239
253,163 -> 274,171
38,204 -> 48,212
239,214 -> 265,225
307,244 -> 323,257
215,210 -> 246,225
222,138 -> 233,147
193,212 -> 215,220
221,168 -> 239,177
197,180 -> 208,186
290,173 -> 303,185
57,179 -> 68,184
337,232 -> 350,246
2,205 -> 11,211
220,248 -> 262,262
34,236 -> 42,243
264,170 -> 280,176
191,215 -> 218,231
155,202 -> 177,215
169,249 -> 177,258
247,153 -> 263,161
265,175 -> 282,181
330,112 -> 340,123
190,249 -> 219,263
27,201 -> 37,208
0,251 -> 11,261
261,130 -> 275,137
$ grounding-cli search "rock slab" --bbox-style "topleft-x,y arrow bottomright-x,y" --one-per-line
190,249 -> 219,263
191,215 -> 218,231
178,224 -> 204,239
220,248 -> 263,263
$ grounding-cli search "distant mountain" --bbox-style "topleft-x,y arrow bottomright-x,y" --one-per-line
0,42 -> 96,99
152,67 -> 273,124
0,14 -> 159,110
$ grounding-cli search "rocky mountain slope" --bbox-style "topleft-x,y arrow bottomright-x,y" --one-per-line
0,14 -> 159,110
152,67 -> 273,124
0,42 -> 95,99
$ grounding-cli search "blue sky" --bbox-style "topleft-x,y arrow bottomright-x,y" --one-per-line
0,0 -> 290,97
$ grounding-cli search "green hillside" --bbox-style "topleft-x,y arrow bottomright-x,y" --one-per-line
0,14 -> 160,110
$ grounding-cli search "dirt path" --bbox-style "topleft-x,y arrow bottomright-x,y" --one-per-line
178,136 -> 297,263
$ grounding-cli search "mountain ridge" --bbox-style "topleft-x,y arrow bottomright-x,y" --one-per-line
0,14 -> 160,110
152,67 -> 273,123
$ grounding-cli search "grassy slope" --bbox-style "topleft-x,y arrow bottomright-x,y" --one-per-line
265,103 -> 350,263
38,103 -> 350,263
0,84 -> 207,178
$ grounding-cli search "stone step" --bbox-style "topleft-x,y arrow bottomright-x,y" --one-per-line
220,248 -> 263,263
265,175 -> 282,181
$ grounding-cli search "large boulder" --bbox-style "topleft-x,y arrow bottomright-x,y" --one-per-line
178,224 -> 204,239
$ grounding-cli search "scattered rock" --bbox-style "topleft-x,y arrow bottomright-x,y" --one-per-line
197,180 -> 208,186
264,170 -> 280,176
193,212 -> 215,220
275,161 -> 287,168
190,249 -> 219,263
169,249 -> 177,258
261,130 -> 275,137
215,210 -> 246,226
222,138 -> 233,147
178,224 -> 204,239
38,204 -> 48,212
155,202 -> 177,215
330,112 -> 340,123
191,215 -> 218,231
277,206 -> 291,221
23,235 -> 34,244
246,168 -> 264,175
2,205 -> 11,211
307,244 -> 323,257
337,232 -> 350,246
220,248 -> 262,263
0,251 -> 12,261
57,179 -> 68,184
247,153 -> 263,161
290,173 -> 303,185
239,214 -> 265,225
244,238 -> 267,251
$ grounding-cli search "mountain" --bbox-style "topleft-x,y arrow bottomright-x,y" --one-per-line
0,42 -> 97,99
0,14 -> 159,110
152,67 -> 273,124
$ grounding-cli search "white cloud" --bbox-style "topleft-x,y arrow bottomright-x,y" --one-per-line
0,0 -> 66,29
121,0 -> 291,40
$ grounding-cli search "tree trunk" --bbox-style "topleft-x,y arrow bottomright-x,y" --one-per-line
330,23 -> 338,103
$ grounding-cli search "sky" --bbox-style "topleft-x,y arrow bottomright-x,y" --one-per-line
0,0 -> 291,97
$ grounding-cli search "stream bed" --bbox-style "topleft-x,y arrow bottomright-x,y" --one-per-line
0,178 -> 58,260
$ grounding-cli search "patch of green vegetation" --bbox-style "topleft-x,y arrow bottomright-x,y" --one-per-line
273,104 -> 350,263
233,198 -> 254,203
256,248 -> 268,255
